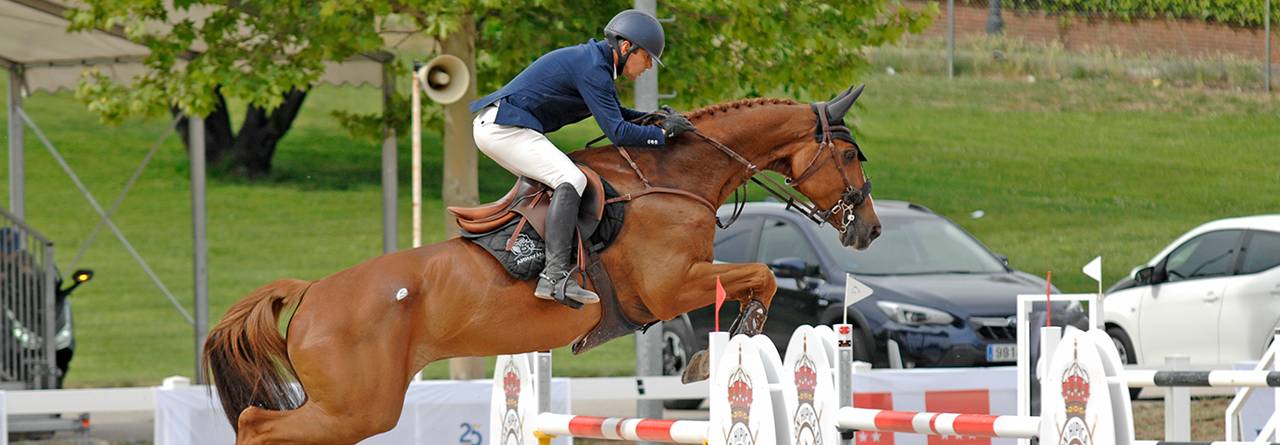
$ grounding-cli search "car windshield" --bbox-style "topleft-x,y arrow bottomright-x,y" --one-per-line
817,215 -> 1008,275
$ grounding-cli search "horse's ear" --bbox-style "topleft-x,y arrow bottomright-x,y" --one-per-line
826,84 -> 865,121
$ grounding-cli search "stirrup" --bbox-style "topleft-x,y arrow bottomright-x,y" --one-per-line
535,268 -> 597,310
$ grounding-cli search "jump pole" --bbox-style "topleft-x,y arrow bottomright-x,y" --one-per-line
522,331 -> 726,445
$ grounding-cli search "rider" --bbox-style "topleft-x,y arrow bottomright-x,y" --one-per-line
469,9 -> 696,307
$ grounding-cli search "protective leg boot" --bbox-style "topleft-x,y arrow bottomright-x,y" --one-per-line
534,184 -> 599,306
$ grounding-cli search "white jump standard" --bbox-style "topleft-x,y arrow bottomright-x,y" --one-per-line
490,320 -> 1276,445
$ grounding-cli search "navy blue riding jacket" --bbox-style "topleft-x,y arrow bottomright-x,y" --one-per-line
469,39 -> 665,148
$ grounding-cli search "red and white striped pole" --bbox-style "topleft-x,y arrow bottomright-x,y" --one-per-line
837,407 -> 1041,439
534,413 -> 709,444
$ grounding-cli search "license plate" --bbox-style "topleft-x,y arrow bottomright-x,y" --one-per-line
987,343 -> 1016,362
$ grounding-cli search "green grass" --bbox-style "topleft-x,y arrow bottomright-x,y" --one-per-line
1,70 -> 1277,387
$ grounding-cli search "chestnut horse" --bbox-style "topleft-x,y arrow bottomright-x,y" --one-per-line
203,84 -> 881,445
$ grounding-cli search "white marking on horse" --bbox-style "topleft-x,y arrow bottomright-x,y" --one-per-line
395,288 -> 408,301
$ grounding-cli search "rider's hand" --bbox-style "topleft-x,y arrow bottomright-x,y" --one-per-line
659,106 -> 696,140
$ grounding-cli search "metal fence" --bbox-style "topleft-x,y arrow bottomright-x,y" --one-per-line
890,0 -> 1278,91
0,206 -> 59,389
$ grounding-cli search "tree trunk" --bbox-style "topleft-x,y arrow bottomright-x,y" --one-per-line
173,87 -> 308,179
987,0 -> 1004,35
231,88 -> 309,179
443,13 -> 483,381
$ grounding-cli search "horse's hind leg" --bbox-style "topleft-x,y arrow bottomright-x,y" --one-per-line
236,284 -> 417,445
234,347 -> 410,445
234,335 -> 411,445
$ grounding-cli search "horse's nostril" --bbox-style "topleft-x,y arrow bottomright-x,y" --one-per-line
868,225 -> 882,242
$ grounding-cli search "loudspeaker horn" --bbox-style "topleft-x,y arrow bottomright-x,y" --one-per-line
415,54 -> 470,105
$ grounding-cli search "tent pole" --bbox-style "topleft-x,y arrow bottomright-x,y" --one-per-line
190,116 -> 209,384
381,62 -> 399,254
9,65 -> 24,218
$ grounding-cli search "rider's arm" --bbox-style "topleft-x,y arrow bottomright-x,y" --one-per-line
576,72 -> 665,148
618,105 -> 648,122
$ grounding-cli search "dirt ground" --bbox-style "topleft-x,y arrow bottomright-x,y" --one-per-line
1132,396 -> 1230,441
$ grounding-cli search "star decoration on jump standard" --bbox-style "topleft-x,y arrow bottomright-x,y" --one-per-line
857,431 -> 884,443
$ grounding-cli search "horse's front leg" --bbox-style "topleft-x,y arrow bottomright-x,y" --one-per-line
644,261 -> 778,383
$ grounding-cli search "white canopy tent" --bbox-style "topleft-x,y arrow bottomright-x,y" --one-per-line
2,0 -> 399,381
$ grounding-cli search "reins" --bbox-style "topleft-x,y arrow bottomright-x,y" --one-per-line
587,106 -> 872,232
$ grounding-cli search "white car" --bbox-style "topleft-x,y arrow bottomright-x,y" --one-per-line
1104,215 -> 1280,367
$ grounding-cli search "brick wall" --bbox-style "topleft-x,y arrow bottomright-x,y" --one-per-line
908,0 -> 1280,63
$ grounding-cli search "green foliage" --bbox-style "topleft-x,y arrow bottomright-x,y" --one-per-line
67,0 -> 393,121
66,0 -> 937,127
995,0 -> 1279,28
468,1 -> 939,108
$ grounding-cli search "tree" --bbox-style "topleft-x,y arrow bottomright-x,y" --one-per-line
68,0 -> 935,176
68,1 -> 391,178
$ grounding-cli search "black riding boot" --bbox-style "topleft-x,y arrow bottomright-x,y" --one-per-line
534,184 -> 600,306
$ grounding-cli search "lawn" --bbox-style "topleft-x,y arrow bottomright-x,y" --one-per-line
1,71 -> 1277,387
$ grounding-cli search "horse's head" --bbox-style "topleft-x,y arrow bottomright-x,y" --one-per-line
781,84 -> 881,250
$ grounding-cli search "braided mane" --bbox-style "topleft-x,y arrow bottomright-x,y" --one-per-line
684,97 -> 801,121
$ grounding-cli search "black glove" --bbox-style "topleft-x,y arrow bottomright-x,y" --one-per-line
659,105 -> 696,140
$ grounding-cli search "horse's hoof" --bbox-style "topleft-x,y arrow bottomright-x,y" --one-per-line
681,349 -> 711,383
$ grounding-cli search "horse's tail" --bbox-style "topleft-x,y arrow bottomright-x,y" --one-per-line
202,278 -> 311,431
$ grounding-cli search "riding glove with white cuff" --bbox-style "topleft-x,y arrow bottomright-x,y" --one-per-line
659,105 -> 696,139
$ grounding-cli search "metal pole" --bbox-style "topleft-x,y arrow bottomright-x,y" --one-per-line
1267,0 -> 1272,92
949,0 -> 955,79
189,116 -> 209,384
43,241 -> 56,388
633,1 -> 664,437
836,324 -> 855,445
1165,355 -> 1191,441
381,62 -> 399,254
537,351 -> 552,414
9,66 -> 24,219
412,68 -> 422,249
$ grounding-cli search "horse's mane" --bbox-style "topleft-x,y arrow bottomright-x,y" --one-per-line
684,97 -> 801,121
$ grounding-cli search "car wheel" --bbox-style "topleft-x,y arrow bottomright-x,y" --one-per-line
661,318 -> 703,410
849,326 -> 874,364
55,348 -> 72,389
1106,326 -> 1142,400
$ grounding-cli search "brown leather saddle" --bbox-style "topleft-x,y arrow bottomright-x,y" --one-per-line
448,164 -> 650,354
448,164 -> 607,250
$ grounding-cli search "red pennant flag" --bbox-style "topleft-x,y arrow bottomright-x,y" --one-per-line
715,276 -> 726,332
1045,271 -> 1052,327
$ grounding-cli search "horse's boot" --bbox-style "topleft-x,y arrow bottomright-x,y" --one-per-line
534,183 -> 600,308
681,299 -> 769,383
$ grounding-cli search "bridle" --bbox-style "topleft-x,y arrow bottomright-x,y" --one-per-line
695,103 -> 871,234
599,104 -> 873,234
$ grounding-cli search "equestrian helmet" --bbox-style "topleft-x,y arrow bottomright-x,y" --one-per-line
604,9 -> 665,67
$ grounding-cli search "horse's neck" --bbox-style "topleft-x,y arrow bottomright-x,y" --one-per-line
674,105 -> 807,204
576,102 -> 806,208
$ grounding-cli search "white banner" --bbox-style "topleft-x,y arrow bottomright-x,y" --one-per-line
155,379 -> 569,445
849,367 -> 1020,445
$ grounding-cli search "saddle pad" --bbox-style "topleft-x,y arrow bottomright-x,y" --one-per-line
463,179 -> 627,281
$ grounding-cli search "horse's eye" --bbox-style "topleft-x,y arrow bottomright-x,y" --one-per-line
843,150 -> 856,161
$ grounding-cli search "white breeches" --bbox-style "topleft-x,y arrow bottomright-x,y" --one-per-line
472,104 -> 588,196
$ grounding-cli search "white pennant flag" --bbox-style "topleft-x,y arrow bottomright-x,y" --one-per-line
844,273 -> 874,325
1082,256 -> 1102,283
845,273 -> 873,307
